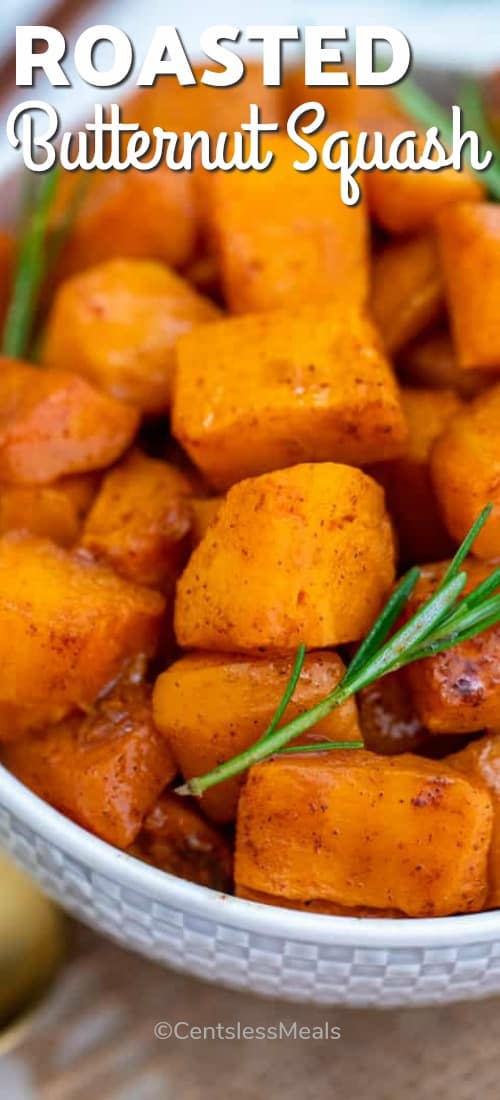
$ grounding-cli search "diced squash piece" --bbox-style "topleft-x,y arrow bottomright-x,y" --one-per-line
367,135 -> 483,235
0,358 -> 139,484
371,234 -> 443,355
81,450 -> 192,587
431,384 -> 500,560
173,306 -> 407,489
43,259 -> 220,414
2,683 -> 175,849
0,474 -> 97,546
0,701 -> 72,742
130,793 -> 233,891
401,559 -> 500,733
372,387 -> 463,562
358,673 -> 429,756
448,733 -> 500,908
207,135 -> 369,314
0,533 -> 165,712
188,496 -> 223,548
399,327 -> 493,398
175,463 -> 396,652
53,166 -> 197,278
153,651 -> 361,823
437,203 -> 500,370
235,752 -> 492,917
235,887 -> 402,917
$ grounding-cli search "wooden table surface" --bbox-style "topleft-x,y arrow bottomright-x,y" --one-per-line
1,922 -> 499,1099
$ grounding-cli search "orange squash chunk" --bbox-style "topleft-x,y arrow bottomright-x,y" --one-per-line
81,450 -> 192,587
0,533 -> 165,713
235,752 -> 492,917
175,463 -> 396,652
173,306 -> 407,489
208,135 -> 369,314
2,683 -> 175,849
372,387 -> 463,563
371,233 -> 444,355
43,259 -> 220,414
367,130 -> 483,235
130,793 -> 233,892
153,650 -> 360,824
431,384 -> 500,560
448,733 -> 500,908
0,474 -> 97,547
402,559 -> 500,734
437,203 -> 500,370
0,358 -> 138,484
53,165 -> 197,278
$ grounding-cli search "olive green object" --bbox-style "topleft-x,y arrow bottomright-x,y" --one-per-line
0,853 -> 65,1050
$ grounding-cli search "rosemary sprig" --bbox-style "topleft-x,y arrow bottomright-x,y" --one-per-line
2,166 -> 88,362
391,75 -> 500,201
2,166 -> 61,359
176,505 -> 499,799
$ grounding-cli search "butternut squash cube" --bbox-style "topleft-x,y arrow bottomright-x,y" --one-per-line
2,683 -> 175,849
235,752 -> 492,917
371,233 -> 443,354
0,358 -> 138,484
437,203 -> 500,369
367,135 -> 483,235
130,793 -> 233,892
53,165 -> 197,278
153,650 -> 361,823
81,450 -> 192,587
0,474 -> 97,547
448,734 -> 500,908
431,384 -> 500,560
372,387 -> 463,563
173,306 -> 407,489
43,259 -> 220,414
402,559 -> 500,734
208,135 -> 369,314
0,533 -> 165,713
175,463 -> 396,652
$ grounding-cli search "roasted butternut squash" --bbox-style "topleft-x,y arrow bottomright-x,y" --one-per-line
81,450 -> 192,587
0,533 -> 165,716
173,306 -> 407,489
43,259 -> 220,414
235,752 -> 492,917
2,682 -> 175,848
175,463 -> 396,652
153,650 -> 361,823
431,384 -> 500,560
0,358 -> 139,484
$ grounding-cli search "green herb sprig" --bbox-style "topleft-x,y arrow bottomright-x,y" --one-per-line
176,505 -> 499,799
2,167 -> 61,359
2,166 -> 87,362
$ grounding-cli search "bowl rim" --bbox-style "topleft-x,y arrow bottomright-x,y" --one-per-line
1,762 -> 500,950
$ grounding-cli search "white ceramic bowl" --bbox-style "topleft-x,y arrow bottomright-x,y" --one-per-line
2,764 -> 500,1007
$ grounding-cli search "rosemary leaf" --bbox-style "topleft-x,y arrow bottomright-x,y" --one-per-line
2,167 -> 61,360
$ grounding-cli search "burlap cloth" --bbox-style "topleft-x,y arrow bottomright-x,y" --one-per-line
1,923 -> 498,1099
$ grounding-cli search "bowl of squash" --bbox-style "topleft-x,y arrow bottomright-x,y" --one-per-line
1,67 -> 500,1008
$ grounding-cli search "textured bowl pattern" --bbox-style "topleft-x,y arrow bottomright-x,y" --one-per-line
2,766 -> 500,1008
